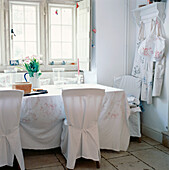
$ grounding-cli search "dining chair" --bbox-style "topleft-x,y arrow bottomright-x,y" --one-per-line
0,90 -> 25,170
114,75 -> 142,142
61,88 -> 105,169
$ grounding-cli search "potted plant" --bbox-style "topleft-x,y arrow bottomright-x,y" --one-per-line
24,56 -> 42,88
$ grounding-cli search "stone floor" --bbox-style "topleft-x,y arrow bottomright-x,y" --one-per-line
1,136 -> 169,170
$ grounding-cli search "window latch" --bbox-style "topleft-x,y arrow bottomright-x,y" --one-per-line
11,29 -> 16,40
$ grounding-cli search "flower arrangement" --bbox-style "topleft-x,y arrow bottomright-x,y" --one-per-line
24,56 -> 42,78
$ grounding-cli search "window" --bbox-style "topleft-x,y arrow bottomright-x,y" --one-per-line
48,5 -> 75,61
0,0 -> 3,65
0,0 -> 91,71
9,1 -> 40,60
0,0 -> 1,65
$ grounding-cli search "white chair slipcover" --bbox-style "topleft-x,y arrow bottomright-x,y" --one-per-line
20,95 -> 65,149
0,90 -> 25,170
61,88 -> 105,169
114,75 -> 142,137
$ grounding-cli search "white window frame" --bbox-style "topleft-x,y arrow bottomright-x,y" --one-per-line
0,0 -> 2,65
9,1 -> 41,61
0,0 -> 6,66
47,3 -> 76,64
0,0 -> 91,72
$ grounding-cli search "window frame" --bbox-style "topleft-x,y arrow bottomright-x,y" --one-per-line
47,3 -> 76,64
0,0 -> 2,65
9,1 -> 41,61
0,0 -> 6,67
0,0 -> 91,72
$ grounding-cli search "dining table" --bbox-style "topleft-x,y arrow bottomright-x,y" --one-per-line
18,84 -> 130,151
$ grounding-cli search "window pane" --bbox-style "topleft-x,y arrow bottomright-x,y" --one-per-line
13,42 -> 24,59
62,43 -> 72,59
10,3 -> 39,62
49,6 -> 74,61
25,42 -> 37,56
62,8 -> 72,25
12,5 -> 24,23
51,25 -> 61,42
50,7 -> 61,25
25,6 -> 36,24
25,24 -> 37,41
62,26 -> 72,42
13,24 -> 24,41
51,43 -> 61,59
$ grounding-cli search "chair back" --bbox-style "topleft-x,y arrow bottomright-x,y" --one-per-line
62,88 -> 105,129
114,75 -> 141,99
0,90 -> 23,135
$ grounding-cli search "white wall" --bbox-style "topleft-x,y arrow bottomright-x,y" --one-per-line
95,0 -> 137,86
128,0 -> 137,74
95,0 -> 169,142
166,0 -> 169,138
95,0 -> 127,86
136,0 -> 169,142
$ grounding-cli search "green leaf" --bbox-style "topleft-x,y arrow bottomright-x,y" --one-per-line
24,57 -> 41,77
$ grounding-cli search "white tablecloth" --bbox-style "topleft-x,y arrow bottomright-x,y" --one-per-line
19,84 -> 130,151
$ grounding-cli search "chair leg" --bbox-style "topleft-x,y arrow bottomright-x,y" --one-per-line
13,156 -> 21,170
96,161 -> 100,169
138,137 -> 142,143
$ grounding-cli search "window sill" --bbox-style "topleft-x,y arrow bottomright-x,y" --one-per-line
0,64 -> 78,73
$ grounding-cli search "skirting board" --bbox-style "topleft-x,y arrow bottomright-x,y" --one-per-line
142,124 -> 163,143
